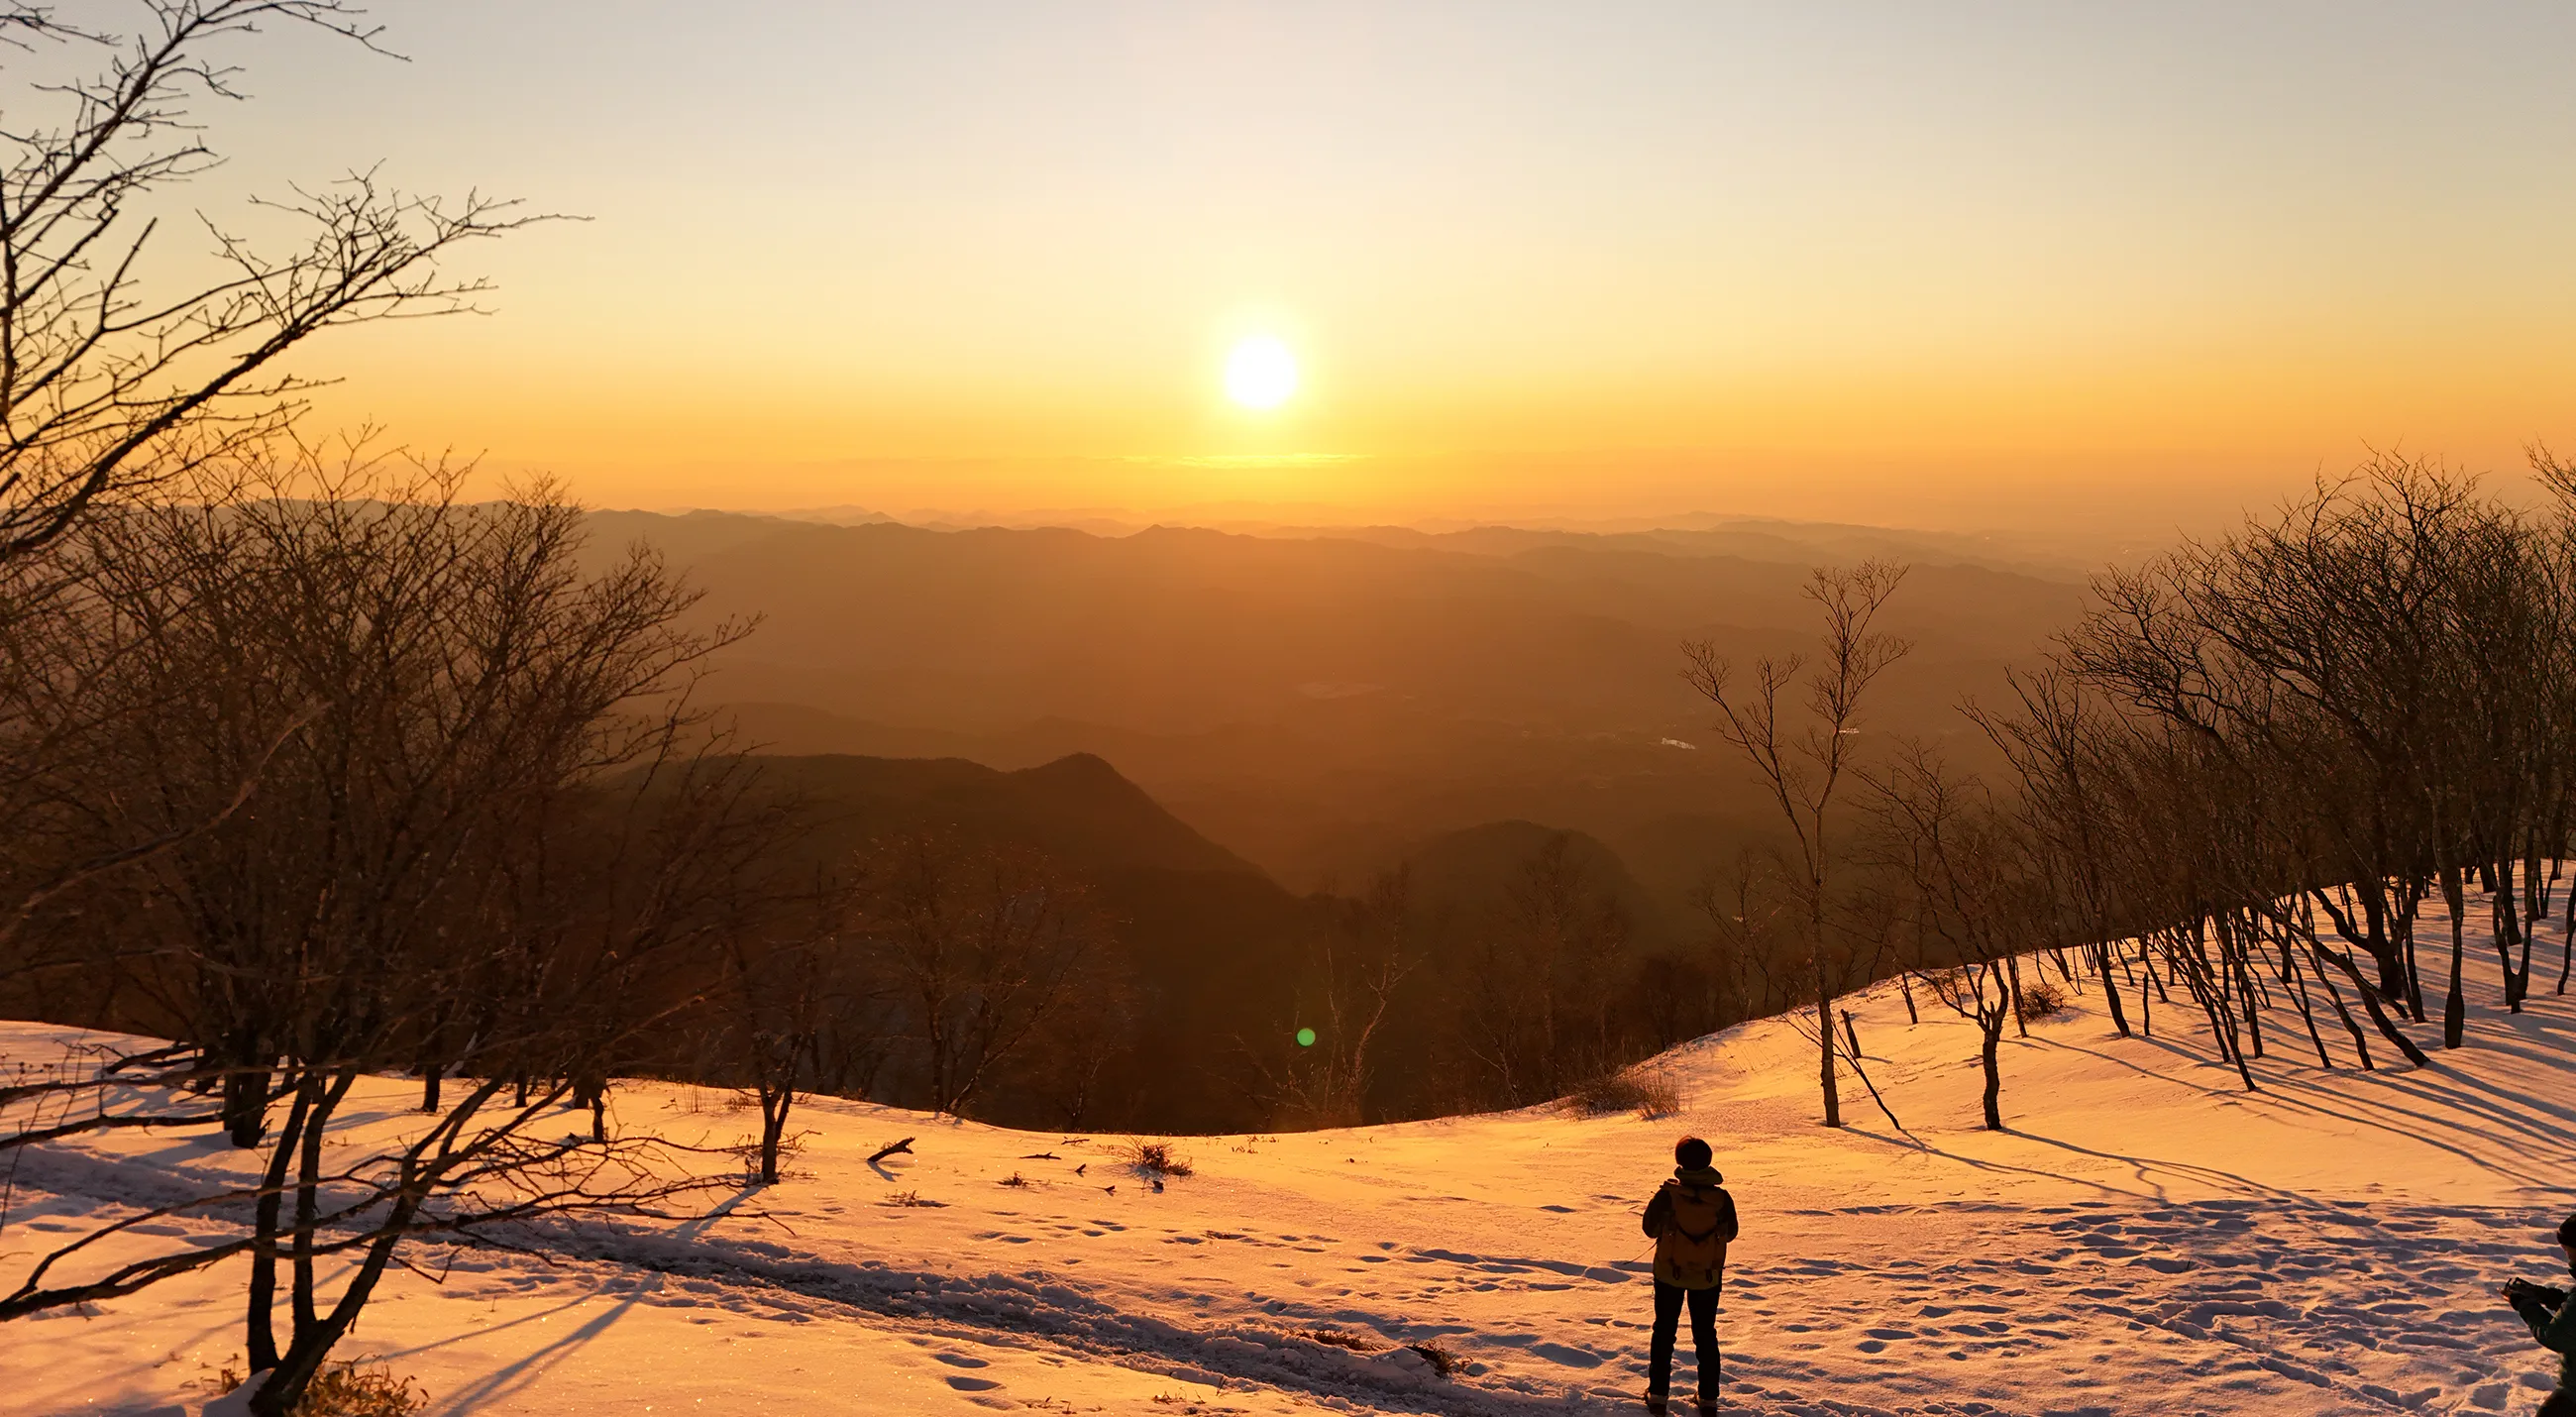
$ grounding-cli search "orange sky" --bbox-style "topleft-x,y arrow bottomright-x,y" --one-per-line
209,2 -> 2576,533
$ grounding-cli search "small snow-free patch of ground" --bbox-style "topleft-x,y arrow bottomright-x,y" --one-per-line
9,914 -> 2576,1414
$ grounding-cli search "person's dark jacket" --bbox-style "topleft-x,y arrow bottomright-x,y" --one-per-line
1642,1164 -> 1738,1290
2511,1279 -> 2576,1389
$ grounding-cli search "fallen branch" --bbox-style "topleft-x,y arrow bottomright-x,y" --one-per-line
1837,1024 -> 1905,1134
867,1137 -> 914,1165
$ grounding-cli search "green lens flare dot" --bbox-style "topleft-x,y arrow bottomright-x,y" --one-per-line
1295,1027 -> 1317,1047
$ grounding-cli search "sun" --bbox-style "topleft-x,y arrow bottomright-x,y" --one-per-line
1225,335 -> 1299,409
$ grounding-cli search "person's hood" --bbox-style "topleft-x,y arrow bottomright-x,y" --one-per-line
1672,1165 -> 1724,1187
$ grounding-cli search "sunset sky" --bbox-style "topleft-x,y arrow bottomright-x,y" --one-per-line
218,2 -> 2576,531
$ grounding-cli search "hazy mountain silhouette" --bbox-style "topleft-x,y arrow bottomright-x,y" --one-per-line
1247,519 -> 2132,580
752,752 -> 1262,879
593,510 -> 2090,920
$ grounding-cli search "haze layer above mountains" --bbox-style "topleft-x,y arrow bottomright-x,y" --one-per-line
589,510 -> 2093,918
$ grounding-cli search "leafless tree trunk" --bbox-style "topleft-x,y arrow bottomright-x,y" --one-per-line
1865,744 -> 2050,1131
1266,868 -> 1416,1127
707,869 -> 854,1186
1686,560 -> 1910,1129
857,831 -> 1104,1118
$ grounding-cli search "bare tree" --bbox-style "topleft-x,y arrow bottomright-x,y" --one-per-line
0,0 -> 541,1057
705,870 -> 853,1187
2043,455 -> 2576,1064
1970,669 -> 2130,1038
856,831 -> 1105,1118
1014,971 -> 1133,1130
0,454 -> 755,1417
1254,867 -> 1416,1128
1685,561 -> 1910,1128
1866,745 -> 2049,1131
0,1 -> 539,564
1924,961 -> 2013,1128
1691,848 -> 1790,1025
1458,833 -> 1632,1107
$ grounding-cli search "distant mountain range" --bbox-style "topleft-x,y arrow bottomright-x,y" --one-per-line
737,504 -> 2152,578
591,509 -> 2091,928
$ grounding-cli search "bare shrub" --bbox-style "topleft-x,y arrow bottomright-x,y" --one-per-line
881,1189 -> 943,1208
1299,1327 -> 1380,1353
1121,1139 -> 1194,1177
211,1362 -> 424,1417
1406,1341 -> 1463,1378
730,1131 -> 806,1188
295,1363 -> 427,1417
2015,976 -> 2069,1025
1565,1066 -> 1682,1119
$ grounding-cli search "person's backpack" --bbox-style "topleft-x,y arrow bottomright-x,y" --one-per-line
1655,1181 -> 1734,1289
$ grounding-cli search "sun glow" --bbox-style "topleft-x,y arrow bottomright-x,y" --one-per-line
1224,336 -> 1299,410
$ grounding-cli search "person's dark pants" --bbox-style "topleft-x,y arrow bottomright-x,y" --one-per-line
1648,1279 -> 1720,1398
2539,1388 -> 2576,1417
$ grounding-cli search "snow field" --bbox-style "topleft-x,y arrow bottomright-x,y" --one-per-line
9,909 -> 2576,1414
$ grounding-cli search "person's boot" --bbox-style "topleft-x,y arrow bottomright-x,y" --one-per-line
1693,1388 -> 1717,1414
1643,1387 -> 1669,1415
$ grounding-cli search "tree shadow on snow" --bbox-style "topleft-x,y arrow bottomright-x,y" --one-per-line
375,1185 -> 770,1414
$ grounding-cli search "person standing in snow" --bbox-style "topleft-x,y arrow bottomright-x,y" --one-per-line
2503,1214 -> 2576,1416
1641,1136 -> 1738,1414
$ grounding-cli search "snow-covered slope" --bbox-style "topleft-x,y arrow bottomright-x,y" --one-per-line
11,929 -> 2576,1416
